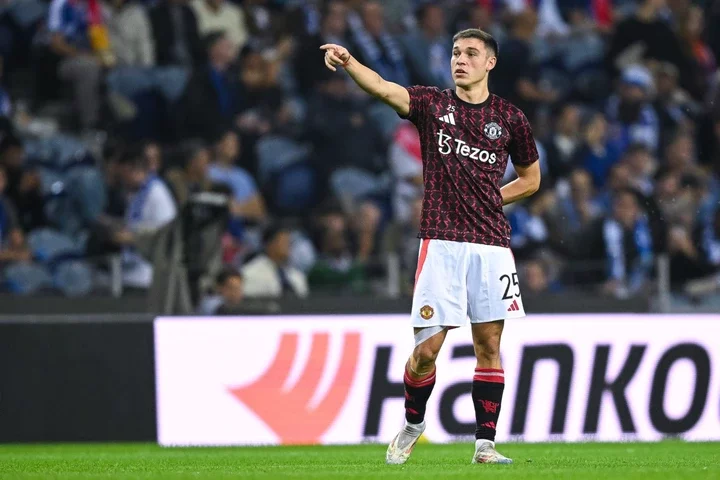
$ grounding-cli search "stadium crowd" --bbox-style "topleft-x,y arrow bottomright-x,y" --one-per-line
1,0 -> 720,311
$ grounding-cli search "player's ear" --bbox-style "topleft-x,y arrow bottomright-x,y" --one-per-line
486,55 -> 497,72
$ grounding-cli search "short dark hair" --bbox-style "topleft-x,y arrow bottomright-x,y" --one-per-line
204,31 -> 226,52
262,222 -> 290,246
118,143 -> 147,169
452,28 -> 498,58
216,267 -> 242,286
624,142 -> 652,157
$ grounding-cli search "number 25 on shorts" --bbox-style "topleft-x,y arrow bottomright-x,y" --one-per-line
500,273 -> 520,300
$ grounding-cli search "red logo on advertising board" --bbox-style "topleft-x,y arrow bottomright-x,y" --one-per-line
228,332 -> 361,444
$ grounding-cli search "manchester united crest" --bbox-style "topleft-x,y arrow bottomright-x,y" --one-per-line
483,122 -> 502,140
420,305 -> 434,320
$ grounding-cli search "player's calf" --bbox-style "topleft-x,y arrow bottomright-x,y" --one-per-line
386,328 -> 445,465
405,336 -> 441,424
470,321 -> 512,464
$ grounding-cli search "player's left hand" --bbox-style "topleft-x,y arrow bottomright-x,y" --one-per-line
320,43 -> 350,72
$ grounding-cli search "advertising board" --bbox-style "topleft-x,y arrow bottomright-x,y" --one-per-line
154,315 -> 720,445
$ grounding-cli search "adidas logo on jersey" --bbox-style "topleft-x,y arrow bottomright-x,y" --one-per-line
438,113 -> 456,125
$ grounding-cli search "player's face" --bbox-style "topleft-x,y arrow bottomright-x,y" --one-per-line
451,38 -> 496,88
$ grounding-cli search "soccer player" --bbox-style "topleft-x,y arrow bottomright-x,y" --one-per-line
321,28 -> 540,465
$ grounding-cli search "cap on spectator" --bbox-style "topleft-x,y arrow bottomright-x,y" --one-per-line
621,64 -> 654,91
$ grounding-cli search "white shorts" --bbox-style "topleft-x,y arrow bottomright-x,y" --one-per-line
411,239 -> 525,328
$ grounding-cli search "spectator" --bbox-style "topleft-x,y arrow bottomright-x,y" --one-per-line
605,64 -> 660,153
676,5 -> 716,97
667,217 -> 714,288
308,218 -> 368,293
104,0 -> 155,67
544,104 -> 583,182
664,131 -> 699,177
698,207 -> 720,273
348,1 -> 409,87
116,146 -> 178,288
705,109 -> 720,175
508,187 -> 556,260
577,111 -> 623,188
490,8 -> 558,122
198,266 -> 274,314
235,46 -> 294,178
522,258 -> 554,295
208,129 -> 266,223
0,166 -> 31,264
399,194 -> 422,293
652,62 -> 698,147
242,223 -> 308,298
191,0 -> 248,57
0,58 -> 12,118
97,140 -> 127,221
400,4 -> 453,89
44,0 -> 103,130
306,72 -> 386,195
212,267 -> 244,314
180,32 -> 240,141
550,168 -> 601,243
241,0 -> 286,53
452,2 -> 502,40
389,121 -> 422,225
0,135 -> 46,231
165,141 -> 216,207
149,0 -> 203,67
582,189 -> 655,298
606,0 -> 692,92
706,0 -> 720,63
293,0 -> 349,95
236,48 -> 287,138
594,162 -> 633,211
143,140 -> 163,174
623,143 -> 657,195
505,0 -> 571,38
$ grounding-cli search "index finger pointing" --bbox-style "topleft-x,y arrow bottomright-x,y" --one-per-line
319,44 -> 339,51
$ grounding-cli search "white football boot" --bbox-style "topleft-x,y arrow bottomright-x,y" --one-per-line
471,439 -> 513,464
385,420 -> 425,465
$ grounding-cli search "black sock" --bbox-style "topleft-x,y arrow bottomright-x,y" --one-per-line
404,364 -> 436,424
472,368 -> 505,441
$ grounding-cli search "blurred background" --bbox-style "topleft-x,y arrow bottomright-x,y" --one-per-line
0,0 -> 719,316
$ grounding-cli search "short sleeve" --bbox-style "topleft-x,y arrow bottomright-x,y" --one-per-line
133,181 -> 178,232
398,85 -> 438,125
232,168 -> 259,202
508,108 -> 539,167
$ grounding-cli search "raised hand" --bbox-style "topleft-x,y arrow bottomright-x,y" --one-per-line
320,44 -> 351,72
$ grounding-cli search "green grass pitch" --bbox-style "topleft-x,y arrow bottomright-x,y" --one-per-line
1,442 -> 719,479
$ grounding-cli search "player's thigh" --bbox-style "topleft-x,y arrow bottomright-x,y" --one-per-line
411,239 -> 469,328
467,245 -> 525,322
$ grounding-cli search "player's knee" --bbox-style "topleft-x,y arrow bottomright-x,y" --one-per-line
412,342 -> 440,371
474,334 -> 501,363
